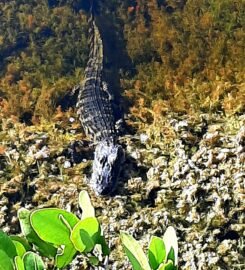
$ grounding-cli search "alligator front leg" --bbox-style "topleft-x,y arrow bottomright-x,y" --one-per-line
67,140 -> 93,164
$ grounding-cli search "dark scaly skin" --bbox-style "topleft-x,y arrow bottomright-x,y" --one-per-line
75,5 -> 124,195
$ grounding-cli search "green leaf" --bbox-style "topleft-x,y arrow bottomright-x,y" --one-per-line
120,232 -> 151,270
10,236 -> 31,252
79,190 -> 95,219
124,246 -> 143,270
30,208 -> 79,246
148,236 -> 166,270
12,241 -> 26,257
157,260 -> 175,270
23,252 -> 45,270
18,208 -> 57,258
167,248 -> 175,264
0,250 -> 14,270
78,229 -> 94,252
55,243 -> 77,268
98,236 -> 110,256
14,256 -> 25,270
163,227 -> 178,266
71,217 -> 100,252
0,230 -> 17,259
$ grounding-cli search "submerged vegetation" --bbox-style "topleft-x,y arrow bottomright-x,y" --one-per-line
0,0 -> 244,121
0,0 -> 88,120
122,0 -> 244,117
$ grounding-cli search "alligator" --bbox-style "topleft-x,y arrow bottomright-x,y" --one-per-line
74,3 -> 124,195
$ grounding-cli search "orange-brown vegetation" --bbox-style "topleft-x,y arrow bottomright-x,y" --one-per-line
0,0 -> 244,124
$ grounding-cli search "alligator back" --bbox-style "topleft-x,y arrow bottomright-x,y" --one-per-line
76,7 -> 116,142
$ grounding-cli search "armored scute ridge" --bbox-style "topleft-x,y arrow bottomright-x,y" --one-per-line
75,6 -> 124,195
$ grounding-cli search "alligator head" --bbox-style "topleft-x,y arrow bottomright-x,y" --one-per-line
91,139 -> 124,195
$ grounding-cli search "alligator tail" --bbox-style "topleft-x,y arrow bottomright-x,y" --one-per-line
87,0 -> 103,67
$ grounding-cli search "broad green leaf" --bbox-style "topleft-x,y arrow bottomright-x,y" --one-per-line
0,250 -> 14,270
157,260 -> 175,270
23,252 -> 45,270
30,208 -> 79,246
148,236 -> 166,270
71,217 -> 100,252
77,228 -> 94,252
0,230 -> 17,259
163,227 -> 178,266
12,241 -> 26,257
18,208 -> 57,258
14,256 -> 25,270
120,232 -> 151,270
79,190 -> 95,219
55,243 -> 77,268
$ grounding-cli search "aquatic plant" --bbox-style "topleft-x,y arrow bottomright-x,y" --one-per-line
0,190 -> 109,269
0,186 -> 179,269
121,226 -> 178,270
